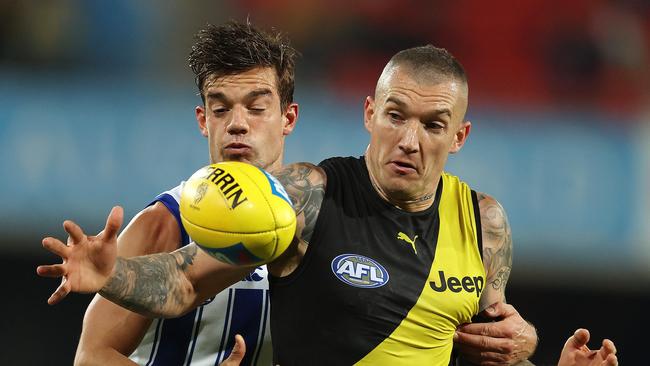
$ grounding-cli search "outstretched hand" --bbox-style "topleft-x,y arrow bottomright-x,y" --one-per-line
36,206 -> 124,305
454,302 -> 537,365
558,328 -> 617,366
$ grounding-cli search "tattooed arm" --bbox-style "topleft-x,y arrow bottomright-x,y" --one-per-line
99,243 -> 250,317
478,192 -> 512,307
454,192 -> 538,366
37,205 -> 257,318
267,162 -> 326,277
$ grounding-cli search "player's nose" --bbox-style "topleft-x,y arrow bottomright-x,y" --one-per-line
227,106 -> 250,134
398,120 -> 419,154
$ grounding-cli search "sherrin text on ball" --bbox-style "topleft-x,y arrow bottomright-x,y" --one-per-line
180,162 -> 296,266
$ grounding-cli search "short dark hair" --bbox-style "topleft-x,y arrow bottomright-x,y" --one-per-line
188,21 -> 298,110
389,45 -> 467,86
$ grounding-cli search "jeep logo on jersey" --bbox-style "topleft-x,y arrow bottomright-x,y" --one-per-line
429,270 -> 484,298
331,254 -> 389,288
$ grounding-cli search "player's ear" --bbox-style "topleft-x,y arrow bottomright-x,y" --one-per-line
282,103 -> 299,136
449,120 -> 471,154
196,105 -> 208,137
364,96 -> 375,133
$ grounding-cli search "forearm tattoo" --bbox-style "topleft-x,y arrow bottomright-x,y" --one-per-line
477,193 -> 513,293
273,164 -> 325,244
99,244 -> 198,317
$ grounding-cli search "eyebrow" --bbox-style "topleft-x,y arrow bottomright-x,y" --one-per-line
385,96 -> 452,119
206,88 -> 274,104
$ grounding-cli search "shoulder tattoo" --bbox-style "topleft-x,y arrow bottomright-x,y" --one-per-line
477,192 -> 512,293
273,164 -> 325,244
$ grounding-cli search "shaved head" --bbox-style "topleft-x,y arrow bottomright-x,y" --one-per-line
375,45 -> 469,119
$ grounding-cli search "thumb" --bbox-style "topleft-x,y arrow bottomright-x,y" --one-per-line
481,301 -> 514,318
567,328 -> 590,350
221,334 -> 246,366
102,206 -> 124,240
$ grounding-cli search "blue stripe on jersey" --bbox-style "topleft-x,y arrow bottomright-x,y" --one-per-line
150,193 -> 190,245
184,305 -> 205,365
216,289 -> 235,365
150,308 -> 198,366
221,289 -> 265,366
145,319 -> 164,366
252,290 -> 270,366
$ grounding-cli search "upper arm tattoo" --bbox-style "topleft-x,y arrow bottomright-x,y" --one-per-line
99,244 -> 197,317
272,164 -> 325,245
477,192 -> 512,296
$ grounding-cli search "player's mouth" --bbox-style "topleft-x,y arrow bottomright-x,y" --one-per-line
388,160 -> 418,175
224,142 -> 253,156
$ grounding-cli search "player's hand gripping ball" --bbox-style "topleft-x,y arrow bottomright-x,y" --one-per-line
180,162 -> 296,266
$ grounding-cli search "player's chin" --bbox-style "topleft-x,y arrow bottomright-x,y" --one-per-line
223,152 -> 256,164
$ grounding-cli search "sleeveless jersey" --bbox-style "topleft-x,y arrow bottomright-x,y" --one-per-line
269,156 -> 485,366
129,183 -> 273,366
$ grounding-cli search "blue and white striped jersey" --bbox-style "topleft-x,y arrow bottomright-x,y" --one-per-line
129,183 -> 273,366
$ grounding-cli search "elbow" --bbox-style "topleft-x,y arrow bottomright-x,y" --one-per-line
74,347 -> 98,366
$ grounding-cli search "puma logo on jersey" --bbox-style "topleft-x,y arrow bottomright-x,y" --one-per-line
429,270 -> 484,298
397,232 -> 418,254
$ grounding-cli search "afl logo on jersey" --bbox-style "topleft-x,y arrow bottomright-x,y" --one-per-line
331,254 -> 389,288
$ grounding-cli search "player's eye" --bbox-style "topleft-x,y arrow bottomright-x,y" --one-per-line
249,107 -> 266,114
424,121 -> 445,132
388,112 -> 403,123
213,108 -> 229,115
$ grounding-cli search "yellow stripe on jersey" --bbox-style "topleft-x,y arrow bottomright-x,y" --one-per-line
356,172 -> 486,365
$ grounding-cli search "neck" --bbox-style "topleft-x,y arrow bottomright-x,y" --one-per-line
366,162 -> 438,213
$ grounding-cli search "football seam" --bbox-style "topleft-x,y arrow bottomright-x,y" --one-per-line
182,219 -> 294,234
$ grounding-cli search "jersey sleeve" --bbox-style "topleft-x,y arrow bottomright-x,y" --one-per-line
147,183 -> 190,246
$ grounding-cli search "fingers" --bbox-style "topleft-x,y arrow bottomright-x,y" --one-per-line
601,339 -> 616,354
41,237 -> 68,258
102,206 -> 124,240
232,334 -> 246,358
457,321 -> 511,339
597,339 -> 617,361
454,329 -> 515,353
604,353 -> 618,366
48,277 -> 71,305
36,264 -> 66,278
567,328 -> 590,350
220,334 -> 246,366
63,219 -> 86,244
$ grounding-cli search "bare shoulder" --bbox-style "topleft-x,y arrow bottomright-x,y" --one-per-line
270,162 -> 327,197
476,191 -> 512,305
476,192 -> 509,241
117,201 -> 181,256
270,162 -> 326,244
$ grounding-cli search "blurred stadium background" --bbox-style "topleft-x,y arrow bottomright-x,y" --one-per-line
2,0 -> 648,364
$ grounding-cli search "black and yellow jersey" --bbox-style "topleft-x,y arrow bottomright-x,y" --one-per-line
269,156 -> 485,365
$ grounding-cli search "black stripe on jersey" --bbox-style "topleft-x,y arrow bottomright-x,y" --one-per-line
471,190 -> 483,261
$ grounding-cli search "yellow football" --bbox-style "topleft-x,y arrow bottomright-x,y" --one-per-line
180,162 -> 296,266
